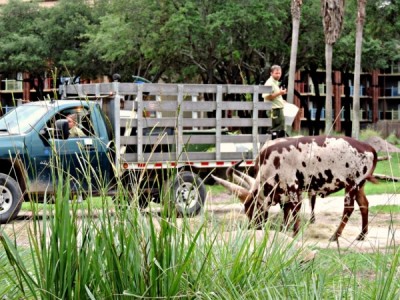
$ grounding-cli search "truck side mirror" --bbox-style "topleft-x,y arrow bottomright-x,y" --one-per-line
55,119 -> 70,139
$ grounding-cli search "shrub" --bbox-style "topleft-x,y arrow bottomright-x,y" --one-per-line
359,128 -> 383,141
386,132 -> 400,146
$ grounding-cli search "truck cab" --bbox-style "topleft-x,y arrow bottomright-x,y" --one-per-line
0,100 -> 113,223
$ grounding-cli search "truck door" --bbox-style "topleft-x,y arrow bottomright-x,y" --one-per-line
55,107 -> 111,193
30,106 -> 111,194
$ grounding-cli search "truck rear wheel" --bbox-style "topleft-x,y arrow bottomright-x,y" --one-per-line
171,171 -> 206,217
0,174 -> 23,224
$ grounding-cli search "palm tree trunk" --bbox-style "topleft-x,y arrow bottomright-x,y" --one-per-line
352,0 -> 366,139
287,0 -> 302,105
321,0 -> 345,134
324,44 -> 333,133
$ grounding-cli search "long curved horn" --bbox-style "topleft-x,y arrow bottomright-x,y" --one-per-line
232,173 -> 251,190
211,175 -> 251,203
232,168 -> 256,187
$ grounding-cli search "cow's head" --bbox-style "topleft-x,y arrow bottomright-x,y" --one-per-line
212,160 -> 273,228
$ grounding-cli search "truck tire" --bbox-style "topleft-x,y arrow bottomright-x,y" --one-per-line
172,171 -> 206,217
0,174 -> 23,224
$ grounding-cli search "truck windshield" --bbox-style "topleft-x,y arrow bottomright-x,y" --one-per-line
0,106 -> 48,134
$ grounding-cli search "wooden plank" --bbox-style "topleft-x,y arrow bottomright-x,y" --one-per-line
121,151 -> 255,162
63,83 -> 272,97
118,117 -> 270,128
121,134 -> 269,146
125,100 -> 271,111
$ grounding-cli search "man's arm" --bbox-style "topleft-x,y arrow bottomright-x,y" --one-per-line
265,89 -> 286,100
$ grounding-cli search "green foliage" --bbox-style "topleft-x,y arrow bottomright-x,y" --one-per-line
370,204 -> 400,214
386,132 -> 400,146
375,152 -> 400,177
38,0 -> 96,77
359,128 -> 383,141
0,0 -> 46,73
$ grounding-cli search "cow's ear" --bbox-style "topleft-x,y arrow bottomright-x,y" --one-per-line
211,175 -> 251,203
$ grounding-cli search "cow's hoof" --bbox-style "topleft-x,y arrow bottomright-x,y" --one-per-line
309,217 -> 316,224
356,233 -> 366,241
329,235 -> 339,242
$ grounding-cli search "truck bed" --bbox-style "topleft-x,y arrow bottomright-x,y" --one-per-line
61,83 -> 273,170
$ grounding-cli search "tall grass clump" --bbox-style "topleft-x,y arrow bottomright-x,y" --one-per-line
386,132 -> 400,146
0,165 -> 318,298
359,128 -> 383,141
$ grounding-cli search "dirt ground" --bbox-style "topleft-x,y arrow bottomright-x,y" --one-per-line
204,191 -> 400,252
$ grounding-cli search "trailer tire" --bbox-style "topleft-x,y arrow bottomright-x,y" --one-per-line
0,174 -> 23,224
171,171 -> 206,217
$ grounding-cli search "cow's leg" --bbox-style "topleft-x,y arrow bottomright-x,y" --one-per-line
244,199 -> 268,230
282,193 -> 302,236
292,201 -> 302,236
244,200 -> 257,226
282,202 -> 291,232
355,187 -> 369,240
330,187 -> 356,241
309,192 -> 316,224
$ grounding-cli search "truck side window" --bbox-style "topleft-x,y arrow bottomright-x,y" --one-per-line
45,107 -> 95,139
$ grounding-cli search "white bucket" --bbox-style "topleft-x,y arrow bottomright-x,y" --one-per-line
283,102 -> 299,126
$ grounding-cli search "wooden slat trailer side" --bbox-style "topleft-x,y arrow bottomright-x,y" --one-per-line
61,82 -> 272,216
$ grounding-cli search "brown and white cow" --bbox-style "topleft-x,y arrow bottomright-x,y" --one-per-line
213,136 -> 378,241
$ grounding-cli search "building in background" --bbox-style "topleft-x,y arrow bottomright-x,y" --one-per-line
293,63 -> 400,136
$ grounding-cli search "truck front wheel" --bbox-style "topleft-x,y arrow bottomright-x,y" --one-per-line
0,174 -> 23,224
171,171 -> 206,217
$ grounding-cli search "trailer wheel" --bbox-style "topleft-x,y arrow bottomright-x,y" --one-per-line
0,174 -> 23,224
172,171 -> 206,217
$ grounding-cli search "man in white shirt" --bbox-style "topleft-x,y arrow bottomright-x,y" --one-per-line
263,65 -> 287,137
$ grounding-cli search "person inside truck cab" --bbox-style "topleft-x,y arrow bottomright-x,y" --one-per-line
67,113 -> 85,138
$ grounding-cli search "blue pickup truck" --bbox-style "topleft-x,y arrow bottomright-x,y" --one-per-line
0,99 -> 114,222
0,82 -> 272,223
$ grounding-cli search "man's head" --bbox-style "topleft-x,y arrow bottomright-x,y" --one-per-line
270,65 -> 282,81
66,114 -> 77,129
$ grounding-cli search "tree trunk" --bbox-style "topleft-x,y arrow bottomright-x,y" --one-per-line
342,71 -> 352,136
321,0 -> 345,134
287,0 -> 302,105
324,43 -> 333,133
352,0 -> 366,140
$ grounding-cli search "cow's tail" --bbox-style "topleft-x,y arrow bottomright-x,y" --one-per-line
368,149 -> 379,184
366,175 -> 379,184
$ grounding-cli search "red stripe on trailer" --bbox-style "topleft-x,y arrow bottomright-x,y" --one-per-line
186,162 -> 194,165
138,163 -> 146,168
201,162 -> 209,166
216,161 -> 224,166
155,163 -> 162,167
245,160 -> 253,165
170,162 -> 177,167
